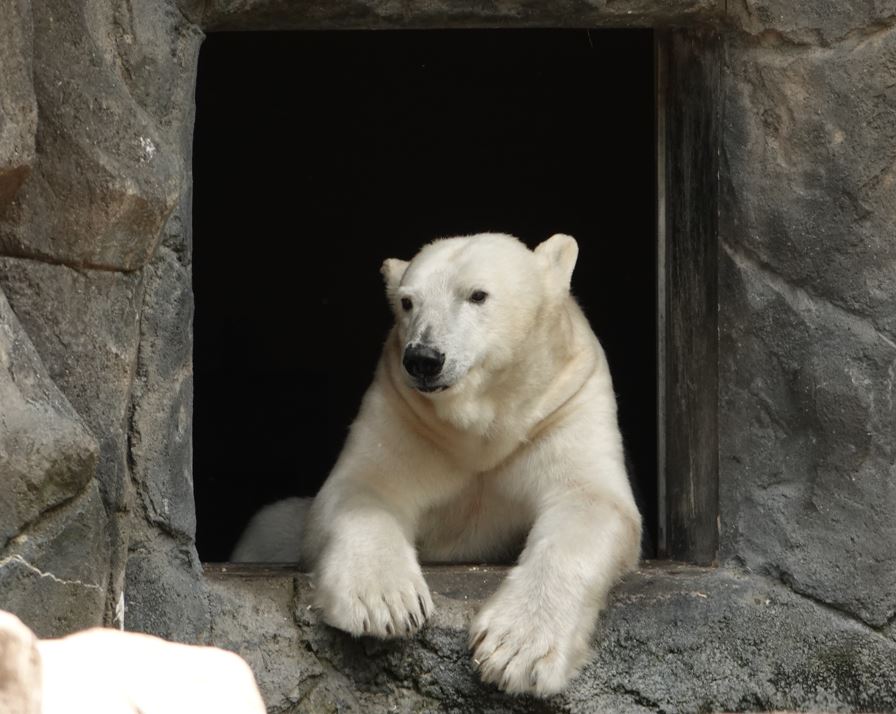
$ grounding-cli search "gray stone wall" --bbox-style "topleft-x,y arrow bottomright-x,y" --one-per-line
0,0 -> 894,711
0,0 -> 203,633
0,0 -> 35,213
719,0 -> 896,629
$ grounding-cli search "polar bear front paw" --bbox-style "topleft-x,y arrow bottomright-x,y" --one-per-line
314,554 -> 434,639
469,601 -> 585,696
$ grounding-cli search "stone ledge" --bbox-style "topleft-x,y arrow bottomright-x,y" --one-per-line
201,563 -> 896,713
190,0 -> 724,32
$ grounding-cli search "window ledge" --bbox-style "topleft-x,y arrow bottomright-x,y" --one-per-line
200,562 -> 896,712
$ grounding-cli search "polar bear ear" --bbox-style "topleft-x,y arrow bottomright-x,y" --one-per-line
380,258 -> 409,298
535,234 -> 578,291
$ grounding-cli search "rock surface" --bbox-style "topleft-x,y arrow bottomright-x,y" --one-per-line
0,259 -> 143,515
0,0 -> 36,214
0,258 -> 144,627
191,0 -> 725,31
718,21 -> 896,627
0,482 -> 111,636
730,0 -> 896,43
0,271 -> 109,639
129,246 -> 195,544
124,543 -> 208,644
0,0 -> 201,270
123,197 -> 206,642
205,565 -> 896,713
0,287 -> 98,550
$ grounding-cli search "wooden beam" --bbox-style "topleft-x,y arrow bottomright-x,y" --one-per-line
658,29 -> 720,565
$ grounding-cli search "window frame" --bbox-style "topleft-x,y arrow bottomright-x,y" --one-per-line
192,23 -> 722,568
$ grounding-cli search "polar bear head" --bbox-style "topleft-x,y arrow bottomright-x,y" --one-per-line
381,232 -> 578,396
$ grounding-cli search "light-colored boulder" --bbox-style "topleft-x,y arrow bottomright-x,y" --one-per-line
0,611 -> 41,714
0,611 -> 265,714
38,627 -> 266,714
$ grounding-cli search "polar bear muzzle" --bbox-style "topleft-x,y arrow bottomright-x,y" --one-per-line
402,343 -> 447,391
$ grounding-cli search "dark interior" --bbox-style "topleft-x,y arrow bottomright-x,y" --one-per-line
193,29 -> 657,562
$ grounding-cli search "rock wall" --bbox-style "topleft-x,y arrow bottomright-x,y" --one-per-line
0,0 -> 894,711
0,0 -> 36,213
0,0 -> 203,632
719,1 -> 896,629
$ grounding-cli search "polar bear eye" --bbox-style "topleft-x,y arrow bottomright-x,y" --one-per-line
469,290 -> 488,305
401,297 -> 413,312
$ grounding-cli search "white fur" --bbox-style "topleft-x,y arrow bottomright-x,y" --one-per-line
235,233 -> 642,696
230,497 -> 310,563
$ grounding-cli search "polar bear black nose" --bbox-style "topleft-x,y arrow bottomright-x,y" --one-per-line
403,345 -> 445,379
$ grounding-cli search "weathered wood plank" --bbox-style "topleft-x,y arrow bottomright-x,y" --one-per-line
659,29 -> 720,564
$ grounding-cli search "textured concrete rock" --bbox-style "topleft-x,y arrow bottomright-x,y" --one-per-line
0,258 -> 143,514
124,543 -> 208,643
731,1 -> 896,44
129,246 -> 194,541
719,244 -> 896,626
721,29 -> 896,337
0,492 -> 108,638
160,179 -> 193,267
0,287 -> 98,549
3,480 -> 110,596
122,199 -> 203,641
192,0 -> 724,31
0,258 -> 141,625
0,611 -> 41,714
0,0 -> 36,214
205,565 -> 896,713
204,571 -> 324,712
0,240 -> 111,642
594,568 -> 896,712
719,28 -> 896,626
0,0 -> 202,270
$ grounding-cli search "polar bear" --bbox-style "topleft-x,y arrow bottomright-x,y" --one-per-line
231,497 -> 309,563
235,233 -> 641,696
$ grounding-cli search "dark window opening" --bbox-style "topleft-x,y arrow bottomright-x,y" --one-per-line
193,29 -> 657,562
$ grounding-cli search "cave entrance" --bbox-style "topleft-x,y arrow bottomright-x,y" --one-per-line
192,29 -> 658,562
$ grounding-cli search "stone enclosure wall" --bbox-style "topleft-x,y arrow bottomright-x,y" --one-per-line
0,1 -> 894,711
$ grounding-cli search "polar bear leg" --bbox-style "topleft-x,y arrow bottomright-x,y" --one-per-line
310,497 -> 434,639
470,495 -> 640,695
230,497 -> 311,564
